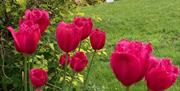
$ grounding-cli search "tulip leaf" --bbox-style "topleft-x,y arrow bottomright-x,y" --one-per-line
49,43 -> 55,50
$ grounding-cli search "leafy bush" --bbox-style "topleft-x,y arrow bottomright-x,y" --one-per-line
75,0 -> 105,6
86,0 -> 105,5
0,0 -> 78,90
0,0 -> 107,91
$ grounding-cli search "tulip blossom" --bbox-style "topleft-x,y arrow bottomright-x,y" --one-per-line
25,9 -> 50,33
56,21 -> 81,52
73,16 -> 93,40
7,20 -> 41,55
110,39 -> 152,86
90,28 -> 106,50
146,56 -> 159,72
59,53 -> 71,67
70,52 -> 88,72
29,68 -> 48,88
145,58 -> 179,91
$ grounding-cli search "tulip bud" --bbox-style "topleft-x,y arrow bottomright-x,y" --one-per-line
56,21 -> 81,52
59,53 -> 71,67
70,52 -> 88,72
73,16 -> 93,40
29,68 -> 48,88
90,28 -> 106,50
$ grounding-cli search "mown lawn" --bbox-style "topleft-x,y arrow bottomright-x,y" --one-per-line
81,0 -> 180,90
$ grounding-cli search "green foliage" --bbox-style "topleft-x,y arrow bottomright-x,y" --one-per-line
75,0 -> 105,6
0,0 -> 79,90
26,0 -> 78,24
0,0 -> 108,90
85,0 -> 105,5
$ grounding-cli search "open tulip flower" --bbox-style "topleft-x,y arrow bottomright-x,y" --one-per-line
90,28 -> 106,50
146,56 -> 159,73
25,9 -> 50,34
29,68 -> 48,88
56,21 -> 81,52
7,20 -> 41,55
145,58 -> 179,91
70,52 -> 88,72
110,39 -> 152,87
73,16 -> 93,40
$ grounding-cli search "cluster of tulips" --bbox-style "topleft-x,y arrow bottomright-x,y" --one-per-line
110,39 -> 179,91
6,8 -> 179,91
7,8 -> 106,91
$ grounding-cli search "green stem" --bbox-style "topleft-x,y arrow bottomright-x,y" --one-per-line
83,50 -> 96,90
2,77 -> 7,91
62,52 -> 69,91
28,56 -> 33,91
78,42 -> 82,51
24,57 -> 28,91
70,72 -> 76,91
126,86 -> 130,91
0,34 -> 10,80
46,83 -> 62,90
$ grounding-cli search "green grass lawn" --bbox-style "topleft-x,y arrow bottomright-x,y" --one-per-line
81,0 -> 180,90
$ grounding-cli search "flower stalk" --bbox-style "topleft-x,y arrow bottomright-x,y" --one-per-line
78,42 -> 82,51
46,82 -> 62,90
83,50 -> 96,90
62,52 -> 69,91
70,71 -> 76,91
126,86 -> 130,91
28,57 -> 33,91
24,56 -> 28,91
1,36 -> 10,80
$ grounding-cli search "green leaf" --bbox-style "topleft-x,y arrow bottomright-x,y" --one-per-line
16,0 -> 26,10
49,43 -> 55,50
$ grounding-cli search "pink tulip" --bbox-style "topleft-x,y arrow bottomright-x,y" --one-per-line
25,9 -> 50,33
145,58 -> 179,91
56,21 -> 81,52
110,39 -> 152,86
90,28 -> 106,50
146,56 -> 159,72
70,52 -> 88,72
59,53 -> 71,67
7,20 -> 41,55
73,16 -> 93,40
29,68 -> 48,88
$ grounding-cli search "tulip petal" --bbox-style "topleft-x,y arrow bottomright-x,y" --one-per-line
110,52 -> 142,86
7,26 -> 23,52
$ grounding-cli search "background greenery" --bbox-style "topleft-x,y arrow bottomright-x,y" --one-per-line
0,0 -> 180,91
82,0 -> 180,90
